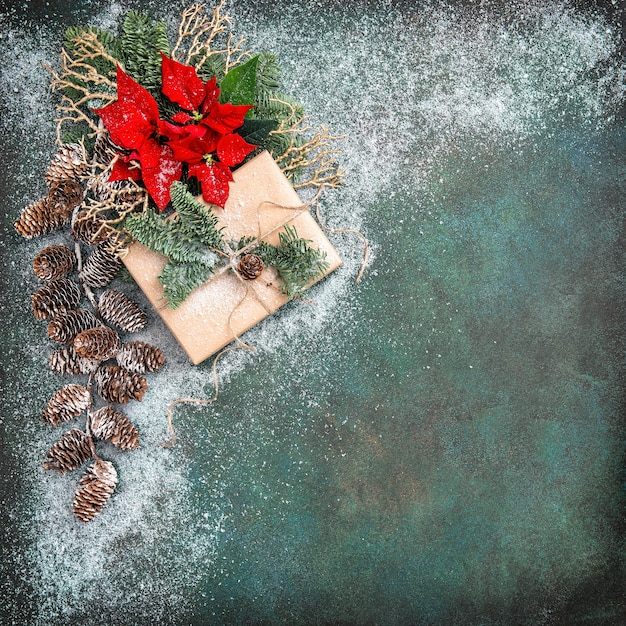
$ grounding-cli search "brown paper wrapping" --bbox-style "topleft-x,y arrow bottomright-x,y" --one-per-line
122,151 -> 342,365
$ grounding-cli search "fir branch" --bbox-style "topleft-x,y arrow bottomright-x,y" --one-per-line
254,225 -> 329,299
118,11 -> 170,93
159,260 -> 214,309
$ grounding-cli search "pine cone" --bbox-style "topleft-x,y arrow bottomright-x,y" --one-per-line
90,406 -> 139,450
42,384 -> 90,427
94,364 -> 148,404
72,209 -> 111,245
31,277 -> 82,320
49,345 -> 99,375
33,244 -> 76,281
48,179 -> 83,215
116,341 -> 165,374
14,198 -> 68,239
72,460 -> 118,522
237,254 -> 264,280
45,143 -> 88,186
74,326 -> 121,361
48,309 -> 99,344
43,428 -> 92,474
79,245 -> 122,288
98,290 -> 147,333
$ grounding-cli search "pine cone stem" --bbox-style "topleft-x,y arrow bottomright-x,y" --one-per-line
72,208 -> 100,315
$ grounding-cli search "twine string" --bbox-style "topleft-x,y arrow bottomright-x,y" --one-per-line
162,189 -> 369,446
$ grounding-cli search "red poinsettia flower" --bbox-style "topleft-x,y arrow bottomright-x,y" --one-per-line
93,65 -> 182,210
160,53 -> 254,134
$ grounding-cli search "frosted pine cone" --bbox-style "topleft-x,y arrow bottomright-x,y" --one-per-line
237,254 -> 264,280
72,460 -> 118,522
43,428 -> 92,474
90,406 -> 139,450
94,364 -> 148,404
47,309 -> 99,344
71,209 -> 111,245
14,198 -> 68,239
116,341 -> 165,374
74,326 -> 121,361
49,345 -> 99,375
33,244 -> 76,281
79,245 -> 122,288
42,384 -> 90,427
99,290 -> 147,333
48,179 -> 83,215
45,143 -> 88,186
32,277 -> 82,320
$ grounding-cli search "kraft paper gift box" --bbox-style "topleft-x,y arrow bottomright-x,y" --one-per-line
122,151 -> 342,365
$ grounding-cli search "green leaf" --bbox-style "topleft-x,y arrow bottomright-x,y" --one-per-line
219,55 -> 259,105
237,118 -> 278,147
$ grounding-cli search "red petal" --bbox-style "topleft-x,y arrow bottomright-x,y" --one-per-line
170,112 -> 194,124
204,102 -> 254,134
109,157 -> 141,181
141,145 -> 183,210
168,129 -> 221,165
216,133 -> 256,167
161,53 -> 205,112
191,162 -> 233,208
200,76 -> 220,116
94,65 -> 160,150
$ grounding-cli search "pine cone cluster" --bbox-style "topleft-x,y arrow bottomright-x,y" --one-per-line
91,406 -> 139,450
32,278 -> 82,320
72,460 -> 118,523
74,326 -> 121,361
99,289 -> 147,332
23,140 -> 166,522
43,428 -> 92,474
238,253 -> 265,280
33,244 -> 76,281
48,309 -> 99,344
79,245 -> 122,288
116,341 -> 165,374
42,384 -> 90,427
94,364 -> 148,404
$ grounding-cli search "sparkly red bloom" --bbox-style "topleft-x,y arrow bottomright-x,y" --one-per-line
160,53 -> 256,208
93,66 -> 182,210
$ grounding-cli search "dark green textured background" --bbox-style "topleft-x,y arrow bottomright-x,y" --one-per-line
0,1 -> 624,624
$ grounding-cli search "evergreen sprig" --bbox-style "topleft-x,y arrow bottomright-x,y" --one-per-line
125,182 -> 327,307
118,11 -> 170,93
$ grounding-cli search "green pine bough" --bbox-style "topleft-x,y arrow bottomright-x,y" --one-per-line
125,182 -> 329,308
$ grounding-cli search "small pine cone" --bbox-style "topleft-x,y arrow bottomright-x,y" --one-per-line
49,345 -> 99,375
74,326 -> 121,361
72,209 -> 111,245
94,364 -> 148,404
72,460 -> 118,522
48,179 -> 84,216
91,406 -> 139,450
33,244 -> 76,281
116,341 -> 165,374
99,290 -> 147,333
48,309 -> 99,344
45,143 -> 88,186
237,254 -> 264,280
14,198 -> 68,239
31,277 -> 82,320
42,384 -> 90,427
43,428 -> 92,474
79,245 -> 122,288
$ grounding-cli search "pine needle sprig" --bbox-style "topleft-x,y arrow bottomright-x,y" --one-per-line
118,11 -> 170,93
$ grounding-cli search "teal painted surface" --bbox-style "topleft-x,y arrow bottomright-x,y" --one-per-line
0,1 -> 624,624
